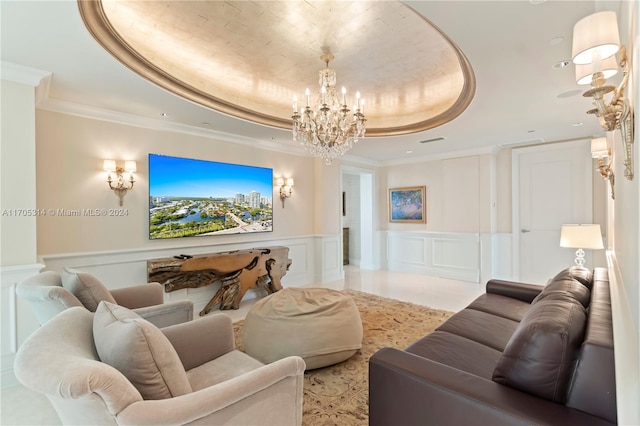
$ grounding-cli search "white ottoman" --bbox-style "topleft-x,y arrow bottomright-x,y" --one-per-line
242,288 -> 363,370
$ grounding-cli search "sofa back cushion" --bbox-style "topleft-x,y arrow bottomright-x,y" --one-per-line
532,278 -> 591,308
552,266 -> 593,290
93,301 -> 192,400
492,297 -> 587,403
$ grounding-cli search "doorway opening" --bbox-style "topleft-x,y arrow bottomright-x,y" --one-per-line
341,167 -> 375,269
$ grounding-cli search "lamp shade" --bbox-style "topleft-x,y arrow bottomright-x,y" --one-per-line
575,53 -> 619,85
103,159 -> 116,172
572,11 -> 620,65
124,160 -> 137,172
560,224 -> 604,249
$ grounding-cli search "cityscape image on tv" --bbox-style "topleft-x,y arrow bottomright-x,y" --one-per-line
148,154 -> 273,239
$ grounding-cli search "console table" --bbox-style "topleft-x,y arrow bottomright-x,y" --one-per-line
147,246 -> 291,315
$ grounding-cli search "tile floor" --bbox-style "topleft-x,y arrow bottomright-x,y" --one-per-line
0,266 -> 483,425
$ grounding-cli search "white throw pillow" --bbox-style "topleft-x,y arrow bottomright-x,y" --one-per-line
93,301 -> 192,400
61,267 -> 116,311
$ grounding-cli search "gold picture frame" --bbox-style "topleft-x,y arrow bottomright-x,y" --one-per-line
389,186 -> 426,223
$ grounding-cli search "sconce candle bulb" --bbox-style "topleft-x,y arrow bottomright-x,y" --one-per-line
591,136 -> 615,199
276,176 -> 294,208
104,159 -> 136,206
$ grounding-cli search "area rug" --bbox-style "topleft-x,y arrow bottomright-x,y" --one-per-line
233,289 -> 453,426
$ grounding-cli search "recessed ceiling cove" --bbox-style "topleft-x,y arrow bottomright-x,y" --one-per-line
79,1 -> 475,136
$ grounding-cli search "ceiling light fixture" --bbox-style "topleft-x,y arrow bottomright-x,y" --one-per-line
292,51 -> 366,165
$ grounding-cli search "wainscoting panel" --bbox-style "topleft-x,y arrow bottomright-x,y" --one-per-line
386,231 -> 480,282
40,236 -> 320,290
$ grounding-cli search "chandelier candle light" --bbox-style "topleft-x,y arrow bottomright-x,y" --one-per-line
292,52 -> 366,165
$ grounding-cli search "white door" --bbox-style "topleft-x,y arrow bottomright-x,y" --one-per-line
512,141 -> 592,284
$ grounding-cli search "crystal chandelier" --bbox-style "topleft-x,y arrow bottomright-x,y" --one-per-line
292,53 -> 366,165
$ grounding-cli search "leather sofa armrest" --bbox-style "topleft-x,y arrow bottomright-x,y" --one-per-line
369,347 -> 614,426
162,313 -> 235,371
110,282 -> 164,308
485,279 -> 543,303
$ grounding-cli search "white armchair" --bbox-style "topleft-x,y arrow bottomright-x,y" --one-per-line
17,268 -> 193,328
14,304 -> 305,425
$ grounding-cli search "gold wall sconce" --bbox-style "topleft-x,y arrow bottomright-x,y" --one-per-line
572,11 -> 634,180
591,136 -> 615,199
276,177 -> 294,208
103,159 -> 136,206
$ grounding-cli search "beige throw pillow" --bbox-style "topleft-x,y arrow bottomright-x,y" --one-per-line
93,301 -> 192,400
61,267 -> 116,311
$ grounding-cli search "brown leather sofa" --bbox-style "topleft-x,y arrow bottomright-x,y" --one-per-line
369,267 -> 616,425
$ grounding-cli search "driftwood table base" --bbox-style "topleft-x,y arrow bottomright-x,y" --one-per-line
147,246 -> 292,315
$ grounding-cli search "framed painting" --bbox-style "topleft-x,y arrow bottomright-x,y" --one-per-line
389,186 -> 426,223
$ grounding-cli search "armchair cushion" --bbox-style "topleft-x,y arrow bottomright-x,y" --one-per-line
93,301 -> 192,400
62,267 -> 116,311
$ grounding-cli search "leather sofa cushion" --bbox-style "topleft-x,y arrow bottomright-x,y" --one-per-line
466,293 -> 531,322
492,297 -> 587,403
93,301 -> 192,400
552,266 -> 593,290
532,278 -> 591,308
406,331 -> 502,380
436,309 -> 519,351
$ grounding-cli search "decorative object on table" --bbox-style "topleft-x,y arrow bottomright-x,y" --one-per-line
292,49 -> 366,165
572,10 -> 634,180
147,246 -> 291,314
234,289 -> 452,426
388,186 -> 426,223
559,224 -> 604,266
103,159 -> 136,206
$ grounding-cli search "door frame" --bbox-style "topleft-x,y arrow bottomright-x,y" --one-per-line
340,165 -> 376,270
511,140 -> 592,281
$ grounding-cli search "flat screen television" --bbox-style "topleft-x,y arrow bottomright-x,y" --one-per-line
148,154 -> 273,239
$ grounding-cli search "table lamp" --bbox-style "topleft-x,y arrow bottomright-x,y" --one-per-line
559,224 -> 604,266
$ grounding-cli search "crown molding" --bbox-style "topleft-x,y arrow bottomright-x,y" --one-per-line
37,96 -> 310,158
380,145 -> 497,166
0,62 -> 51,87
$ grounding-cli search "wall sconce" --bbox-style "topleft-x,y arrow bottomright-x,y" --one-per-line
276,177 -> 294,208
560,224 -> 604,266
591,136 -> 615,199
103,159 -> 136,206
572,11 -> 634,180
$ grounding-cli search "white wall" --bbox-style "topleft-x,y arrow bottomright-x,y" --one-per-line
35,110 -> 317,256
380,153 -> 500,282
608,1 -> 640,423
1,80 -> 38,267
